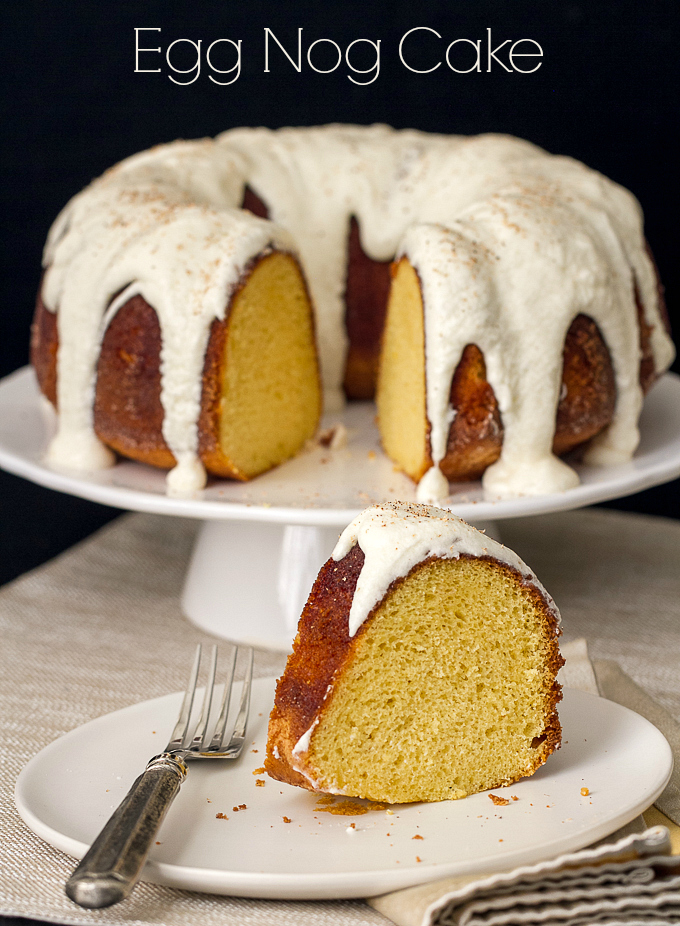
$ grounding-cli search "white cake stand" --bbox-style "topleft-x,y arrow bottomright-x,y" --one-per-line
2,365 -> 680,650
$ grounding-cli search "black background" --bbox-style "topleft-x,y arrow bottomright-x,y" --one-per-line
1,0 -> 679,589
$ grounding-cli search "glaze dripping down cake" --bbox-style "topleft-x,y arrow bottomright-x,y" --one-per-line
31,125 -> 674,498
265,502 -> 564,804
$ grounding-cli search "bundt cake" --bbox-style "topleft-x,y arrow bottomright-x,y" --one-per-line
31,125 -> 674,498
265,502 -> 563,804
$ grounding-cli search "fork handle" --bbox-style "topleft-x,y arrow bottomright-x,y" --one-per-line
65,753 -> 187,908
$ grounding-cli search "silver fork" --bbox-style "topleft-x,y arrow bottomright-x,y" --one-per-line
65,644 -> 254,909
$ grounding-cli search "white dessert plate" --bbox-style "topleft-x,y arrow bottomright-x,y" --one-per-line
1,367 -> 680,526
15,678 -> 672,900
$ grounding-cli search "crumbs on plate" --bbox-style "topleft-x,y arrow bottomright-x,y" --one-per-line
489,794 -> 510,806
315,800 -> 369,816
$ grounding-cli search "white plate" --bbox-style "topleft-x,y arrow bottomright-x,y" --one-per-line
1,367 -> 680,526
15,679 -> 672,900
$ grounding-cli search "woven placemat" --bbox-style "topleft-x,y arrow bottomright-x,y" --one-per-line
1,508 -> 679,925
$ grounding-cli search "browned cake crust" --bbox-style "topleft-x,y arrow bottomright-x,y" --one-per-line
196,316 -> 240,477
92,294 -> 176,469
438,285 -> 665,480
92,291 -> 246,475
31,277 -> 221,470
343,217 -> 392,400
440,343 -> 504,482
439,315 -> 618,482
265,543 -> 366,789
242,185 -> 269,220
265,545 -> 564,792
30,279 -> 58,407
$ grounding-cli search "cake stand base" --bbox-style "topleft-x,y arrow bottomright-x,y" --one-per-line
181,517 -> 502,651
181,520 -> 341,651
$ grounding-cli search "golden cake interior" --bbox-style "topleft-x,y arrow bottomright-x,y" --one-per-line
303,556 -> 561,804
213,251 -> 321,479
376,257 -> 430,481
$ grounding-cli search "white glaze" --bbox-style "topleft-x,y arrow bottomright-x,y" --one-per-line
415,463 -> 450,504
332,501 -> 560,637
292,719 -> 319,757
41,126 -> 674,497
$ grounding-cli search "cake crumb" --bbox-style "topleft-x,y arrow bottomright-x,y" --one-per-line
255,779 -> 265,787
489,794 -> 510,806
216,813 -> 228,820
318,424 -> 348,450
316,801 -> 369,816
367,801 -> 389,811
250,749 -> 258,753
412,834 -> 424,840
511,796 -> 519,801
581,787 -> 590,796
282,816 -> 292,823
232,804 -> 247,812
416,856 -> 422,863
367,450 -> 377,460
315,795 -> 336,805
253,767 -> 266,775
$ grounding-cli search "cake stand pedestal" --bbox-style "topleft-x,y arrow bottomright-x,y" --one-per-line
2,366 -> 680,651
182,520 -> 342,649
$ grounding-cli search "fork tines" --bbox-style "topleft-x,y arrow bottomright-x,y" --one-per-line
166,644 -> 254,758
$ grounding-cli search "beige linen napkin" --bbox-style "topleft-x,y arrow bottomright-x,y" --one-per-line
369,639 -> 680,926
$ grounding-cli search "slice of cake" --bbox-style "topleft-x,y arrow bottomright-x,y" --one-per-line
265,502 -> 563,804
